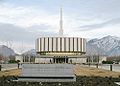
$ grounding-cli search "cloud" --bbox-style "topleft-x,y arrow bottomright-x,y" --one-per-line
0,23 -> 32,42
28,24 -> 54,32
0,3 -> 60,28
0,23 -> 57,41
0,23 -> 57,53
1,0 -> 120,53
78,18 -> 120,31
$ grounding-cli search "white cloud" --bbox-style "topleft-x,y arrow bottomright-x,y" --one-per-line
71,24 -> 120,39
1,1 -> 120,53
0,40 -> 34,54
0,23 -> 58,54
0,3 -> 87,36
0,3 -> 60,30
0,3 -> 97,32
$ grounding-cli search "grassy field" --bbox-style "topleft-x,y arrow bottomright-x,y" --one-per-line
74,64 -> 120,78
0,64 -> 120,78
0,65 -> 120,86
0,69 -> 21,77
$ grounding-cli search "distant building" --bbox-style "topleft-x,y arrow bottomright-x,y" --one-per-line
15,55 -> 23,63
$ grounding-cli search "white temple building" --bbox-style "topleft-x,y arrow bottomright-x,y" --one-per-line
35,8 -> 86,64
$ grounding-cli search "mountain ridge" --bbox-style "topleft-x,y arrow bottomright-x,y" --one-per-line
0,35 -> 120,57
0,45 -> 16,57
87,35 -> 120,56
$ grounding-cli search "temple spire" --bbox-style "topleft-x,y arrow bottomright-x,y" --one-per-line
59,7 -> 63,36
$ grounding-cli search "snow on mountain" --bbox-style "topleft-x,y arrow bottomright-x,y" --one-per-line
0,45 -> 16,57
22,35 -> 120,56
0,35 -> 118,57
107,45 -> 120,56
86,43 -> 105,55
23,49 -> 36,56
87,35 -> 120,56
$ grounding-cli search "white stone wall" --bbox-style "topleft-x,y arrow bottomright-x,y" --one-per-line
36,37 -> 86,53
35,58 -> 53,63
35,57 -> 87,64
69,58 -> 87,64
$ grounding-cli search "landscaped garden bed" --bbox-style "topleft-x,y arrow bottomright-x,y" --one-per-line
0,76 -> 120,86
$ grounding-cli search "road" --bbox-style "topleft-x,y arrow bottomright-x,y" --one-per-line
81,64 -> 120,72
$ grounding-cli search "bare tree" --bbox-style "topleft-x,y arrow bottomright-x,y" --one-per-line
0,54 -> 4,61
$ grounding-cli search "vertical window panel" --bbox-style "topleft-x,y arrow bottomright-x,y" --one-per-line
84,39 -> 86,52
69,38 -> 70,51
74,38 -> 77,51
62,38 -> 64,51
52,38 -> 53,51
49,38 -> 52,51
45,38 -> 48,51
56,38 -> 58,51
66,38 -> 69,51
60,38 -> 62,51
41,38 -> 44,51
78,38 -> 81,51
48,38 -> 49,51
53,38 -> 56,51
70,38 -> 73,51
57,38 -> 60,51
64,38 -> 66,51
80,38 -> 83,52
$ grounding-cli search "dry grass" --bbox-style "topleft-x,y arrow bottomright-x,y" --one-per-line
0,65 -> 120,78
0,69 -> 21,77
74,64 -> 120,78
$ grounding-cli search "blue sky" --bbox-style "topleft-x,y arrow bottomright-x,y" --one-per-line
0,0 -> 120,53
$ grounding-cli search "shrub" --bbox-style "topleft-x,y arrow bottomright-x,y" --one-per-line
8,60 -> 17,63
102,61 -> 113,64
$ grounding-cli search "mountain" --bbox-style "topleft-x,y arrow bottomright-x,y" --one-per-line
0,23 -> 119,56
0,45 -> 16,57
23,49 -> 36,56
20,35 -> 120,56
87,35 -> 120,56
86,43 -> 105,55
